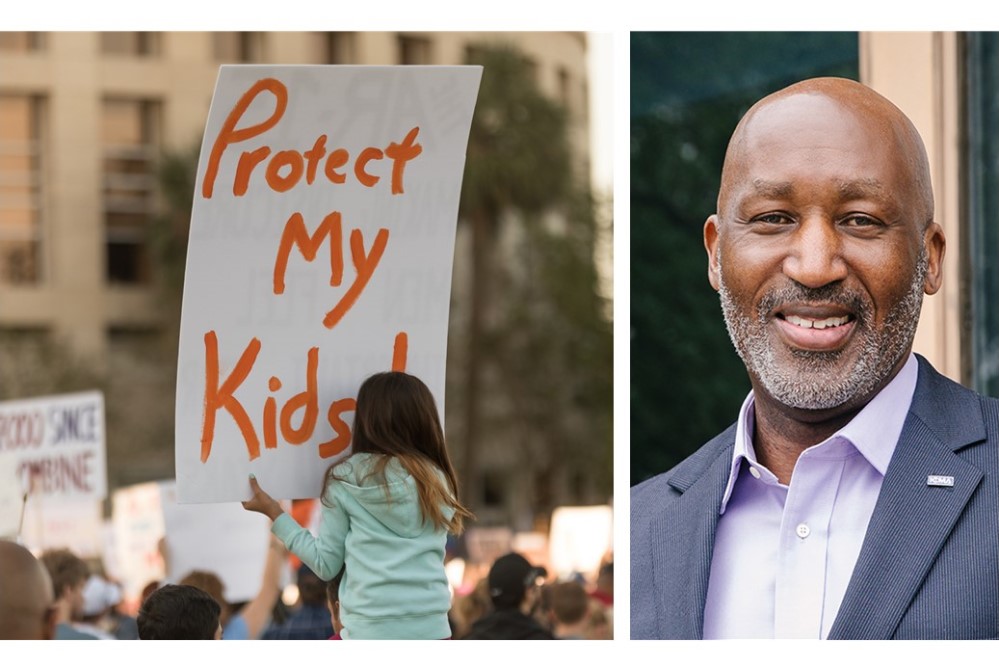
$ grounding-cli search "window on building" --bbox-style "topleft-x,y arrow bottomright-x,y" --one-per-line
522,57 -> 539,85
100,32 -> 159,57
213,32 -> 264,63
102,98 -> 158,284
398,34 -> 431,65
558,66 -> 571,110
481,470 -> 507,508
0,32 -> 44,53
0,95 -> 43,284
326,32 -> 357,64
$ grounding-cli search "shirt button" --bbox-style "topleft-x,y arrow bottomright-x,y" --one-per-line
796,523 -> 810,539
749,466 -> 761,479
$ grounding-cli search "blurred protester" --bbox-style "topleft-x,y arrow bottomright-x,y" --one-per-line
0,540 -> 56,639
139,580 -> 161,607
325,568 -> 345,639
260,563 -> 333,639
463,552 -> 553,640
588,560 -> 613,639
40,548 -> 96,640
585,598 -> 612,640
449,577 -> 492,639
75,574 -> 119,639
137,584 -> 222,640
547,581 -> 590,639
107,582 -> 140,640
178,533 -> 286,640
590,561 -> 613,608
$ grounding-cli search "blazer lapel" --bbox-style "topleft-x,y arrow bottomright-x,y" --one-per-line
649,432 -> 733,639
829,357 -> 987,639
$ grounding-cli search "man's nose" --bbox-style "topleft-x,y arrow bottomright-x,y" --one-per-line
781,216 -> 848,288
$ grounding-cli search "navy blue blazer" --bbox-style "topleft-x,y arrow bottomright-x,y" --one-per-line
631,356 -> 999,639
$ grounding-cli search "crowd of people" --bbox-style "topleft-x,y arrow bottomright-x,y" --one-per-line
1,371 -> 611,641
0,537 -> 612,640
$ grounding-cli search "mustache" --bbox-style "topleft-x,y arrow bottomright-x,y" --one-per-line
757,282 -> 873,323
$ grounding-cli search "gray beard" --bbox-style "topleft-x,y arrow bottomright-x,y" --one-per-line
718,249 -> 928,410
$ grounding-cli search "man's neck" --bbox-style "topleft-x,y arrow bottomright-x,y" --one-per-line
751,401 -> 858,485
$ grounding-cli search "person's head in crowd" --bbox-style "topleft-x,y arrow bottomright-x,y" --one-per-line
593,561 -> 613,606
137,584 -> 222,640
488,552 -> 546,614
286,563 -> 322,609
584,599 -> 612,640
81,574 -> 121,623
547,581 -> 590,639
40,548 -> 90,622
0,540 -> 57,639
324,567 -> 346,636
140,580 -> 161,607
179,570 -> 231,627
450,577 -> 492,638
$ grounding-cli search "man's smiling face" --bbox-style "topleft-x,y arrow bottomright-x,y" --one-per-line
704,81 -> 945,412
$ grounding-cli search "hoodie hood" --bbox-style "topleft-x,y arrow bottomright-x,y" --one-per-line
330,453 -> 454,538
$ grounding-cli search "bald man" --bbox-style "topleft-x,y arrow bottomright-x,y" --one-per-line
631,78 -> 998,640
0,540 -> 57,640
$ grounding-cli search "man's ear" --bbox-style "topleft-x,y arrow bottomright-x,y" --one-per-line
704,215 -> 721,291
922,222 -> 945,295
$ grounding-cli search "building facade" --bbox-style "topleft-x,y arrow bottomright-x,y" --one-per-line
0,31 -> 604,527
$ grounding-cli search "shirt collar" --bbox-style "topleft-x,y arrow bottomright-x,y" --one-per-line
719,353 -> 919,513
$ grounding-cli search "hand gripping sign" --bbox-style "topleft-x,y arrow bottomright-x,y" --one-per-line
176,66 -> 481,503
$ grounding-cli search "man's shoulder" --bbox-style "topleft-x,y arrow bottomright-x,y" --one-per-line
912,355 -> 999,438
631,423 -> 737,521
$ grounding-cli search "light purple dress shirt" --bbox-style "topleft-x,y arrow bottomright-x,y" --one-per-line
702,354 -> 919,639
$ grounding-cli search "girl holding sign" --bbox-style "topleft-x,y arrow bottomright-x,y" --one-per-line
242,371 -> 472,640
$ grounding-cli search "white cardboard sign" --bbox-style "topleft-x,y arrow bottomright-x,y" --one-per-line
0,391 -> 106,503
159,481 -> 276,603
111,481 -> 167,602
176,65 -> 481,503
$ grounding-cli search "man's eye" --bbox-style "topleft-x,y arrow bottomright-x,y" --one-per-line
754,213 -> 793,225
842,215 -> 882,227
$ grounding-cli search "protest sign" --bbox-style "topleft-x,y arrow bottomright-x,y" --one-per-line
0,454 -> 22,538
19,498 -> 104,558
111,481 -> 167,602
176,65 -> 481,503
0,391 -> 106,502
548,505 -> 613,578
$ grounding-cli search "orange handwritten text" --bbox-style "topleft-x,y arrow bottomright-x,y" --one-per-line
272,210 -> 389,330
200,78 -> 422,199
201,330 -> 409,462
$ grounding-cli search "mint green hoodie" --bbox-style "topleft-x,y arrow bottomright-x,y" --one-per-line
271,453 -> 453,640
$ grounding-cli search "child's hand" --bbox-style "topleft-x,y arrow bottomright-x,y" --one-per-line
242,474 -> 283,521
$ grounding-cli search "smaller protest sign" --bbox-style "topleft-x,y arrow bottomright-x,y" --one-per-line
548,505 -> 613,579
111,481 -> 167,602
0,391 -> 106,503
160,481 -> 278,603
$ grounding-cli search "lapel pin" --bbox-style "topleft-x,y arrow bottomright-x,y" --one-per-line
927,475 -> 955,487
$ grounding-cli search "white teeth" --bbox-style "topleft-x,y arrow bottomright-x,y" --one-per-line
785,314 -> 849,330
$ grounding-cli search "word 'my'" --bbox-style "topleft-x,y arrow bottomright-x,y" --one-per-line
200,330 -> 409,464
273,211 -> 388,330
201,78 -> 423,199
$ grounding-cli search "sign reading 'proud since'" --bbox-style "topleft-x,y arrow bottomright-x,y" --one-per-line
176,66 -> 481,503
